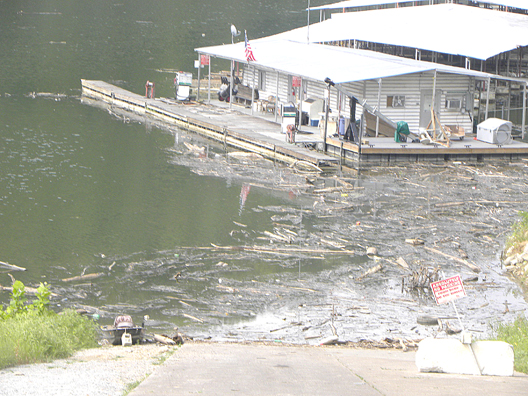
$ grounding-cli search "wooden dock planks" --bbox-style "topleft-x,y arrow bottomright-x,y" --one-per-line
81,80 -> 338,167
81,80 -> 528,167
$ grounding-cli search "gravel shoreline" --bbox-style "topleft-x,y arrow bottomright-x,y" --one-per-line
0,344 -> 176,396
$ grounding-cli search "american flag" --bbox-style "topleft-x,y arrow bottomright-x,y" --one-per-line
244,30 -> 256,62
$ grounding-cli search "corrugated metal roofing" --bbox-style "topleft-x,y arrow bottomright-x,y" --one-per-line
196,39 -> 503,85
277,4 -> 528,60
309,0 -> 421,11
309,0 -> 528,11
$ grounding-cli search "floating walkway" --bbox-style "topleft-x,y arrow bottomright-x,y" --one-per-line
81,80 -> 528,167
81,80 -> 338,168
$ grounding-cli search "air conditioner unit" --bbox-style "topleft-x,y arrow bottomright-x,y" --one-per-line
446,98 -> 462,110
476,118 -> 512,145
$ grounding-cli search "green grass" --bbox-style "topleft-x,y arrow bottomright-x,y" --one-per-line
491,316 -> 528,374
0,309 -> 99,369
505,211 -> 528,255
123,377 -> 147,395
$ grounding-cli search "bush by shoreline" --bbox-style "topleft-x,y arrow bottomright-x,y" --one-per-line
0,281 -> 98,370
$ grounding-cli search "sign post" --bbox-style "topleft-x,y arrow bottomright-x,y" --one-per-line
431,274 -> 466,329
430,274 -> 481,374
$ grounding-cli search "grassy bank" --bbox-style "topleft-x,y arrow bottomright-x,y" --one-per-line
496,211 -> 528,374
503,211 -> 528,288
0,281 -> 98,369
492,316 -> 528,374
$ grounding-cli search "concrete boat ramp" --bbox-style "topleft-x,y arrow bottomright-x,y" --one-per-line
81,80 -> 528,167
81,80 -> 337,168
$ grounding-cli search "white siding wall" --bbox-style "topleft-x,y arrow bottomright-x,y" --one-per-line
242,66 -> 474,135
359,72 -> 474,134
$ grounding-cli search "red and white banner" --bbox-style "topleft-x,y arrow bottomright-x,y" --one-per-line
430,275 -> 466,305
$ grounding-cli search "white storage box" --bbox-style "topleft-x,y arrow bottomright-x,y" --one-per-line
476,118 -> 512,145
301,98 -> 324,124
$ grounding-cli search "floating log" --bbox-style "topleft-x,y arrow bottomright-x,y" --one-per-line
0,284 -> 58,296
263,231 -> 291,243
154,334 -> 176,345
183,313 -> 204,323
423,246 -> 480,273
183,142 -> 205,152
62,273 -> 104,282
366,247 -> 378,256
417,315 -> 440,326
357,263 -> 383,280
227,151 -> 264,160
320,238 -> 345,249
291,160 -> 323,173
405,238 -> 424,246
0,261 -> 26,272
209,244 -> 355,256
384,257 -> 411,271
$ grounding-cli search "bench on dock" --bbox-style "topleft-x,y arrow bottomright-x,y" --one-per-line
235,85 -> 259,106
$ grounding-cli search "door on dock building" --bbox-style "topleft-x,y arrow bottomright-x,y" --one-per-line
420,89 -> 442,129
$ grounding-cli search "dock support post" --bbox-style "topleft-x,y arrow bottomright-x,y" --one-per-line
230,61 -> 234,110
251,65 -> 256,115
323,83 -> 330,153
376,78 -> 382,137
275,71 -> 280,123
299,77 -> 304,127
197,53 -> 201,102
485,77 -> 490,121
208,56 -> 211,104
523,83 -> 526,140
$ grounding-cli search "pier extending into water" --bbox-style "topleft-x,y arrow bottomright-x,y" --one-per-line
81,80 -> 338,168
81,80 -> 528,167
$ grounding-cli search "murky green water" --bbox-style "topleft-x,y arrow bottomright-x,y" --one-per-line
1,1 -> 527,342
0,0 -> 330,328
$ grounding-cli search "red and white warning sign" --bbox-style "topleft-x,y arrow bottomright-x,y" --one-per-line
430,275 -> 466,305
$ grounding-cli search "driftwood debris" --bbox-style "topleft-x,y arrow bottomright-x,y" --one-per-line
406,265 -> 440,290
62,273 -> 104,282
183,313 -> 204,323
417,315 -> 440,326
227,151 -> 264,160
366,247 -> 378,256
405,238 -> 424,246
357,263 -> 383,280
290,160 -> 323,174
0,261 -> 26,272
183,141 -> 205,153
395,257 -> 410,270
320,238 -> 345,249
153,334 -> 176,345
0,284 -> 58,296
423,246 -> 480,273
386,257 -> 411,271
209,244 -> 355,256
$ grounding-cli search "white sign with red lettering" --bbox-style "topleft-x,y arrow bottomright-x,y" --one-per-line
430,275 -> 466,305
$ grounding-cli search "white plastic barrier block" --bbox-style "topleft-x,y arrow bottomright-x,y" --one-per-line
416,338 -> 514,376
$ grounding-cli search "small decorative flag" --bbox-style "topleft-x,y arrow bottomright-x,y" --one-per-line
244,30 -> 256,62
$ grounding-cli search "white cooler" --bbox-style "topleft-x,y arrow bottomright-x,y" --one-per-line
476,118 -> 512,145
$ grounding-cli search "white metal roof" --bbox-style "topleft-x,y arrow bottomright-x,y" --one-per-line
278,3 -> 528,60
309,0 -> 421,11
196,39 -> 505,85
309,0 -> 528,11
477,0 -> 528,10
